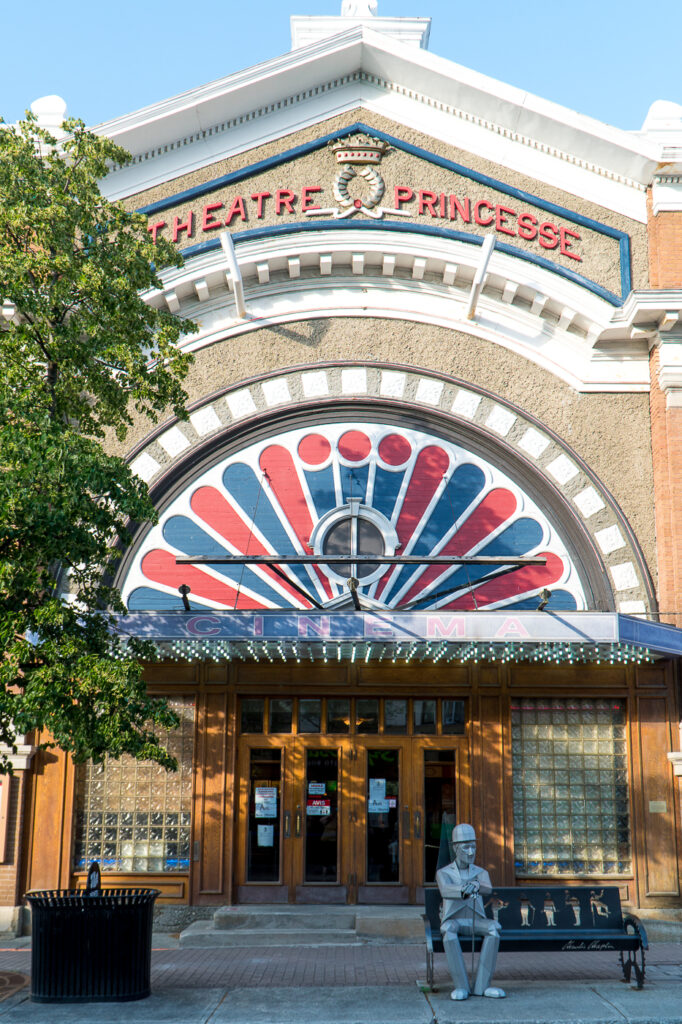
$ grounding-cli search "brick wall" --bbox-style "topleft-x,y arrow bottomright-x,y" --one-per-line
647,194 -> 682,290
0,774 -> 26,910
648,192 -> 682,624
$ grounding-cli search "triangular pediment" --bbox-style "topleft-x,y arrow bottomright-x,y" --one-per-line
100,25 -> 656,226
138,121 -> 630,304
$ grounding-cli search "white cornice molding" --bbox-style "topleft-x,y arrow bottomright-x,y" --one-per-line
652,170 -> 682,215
668,751 -> 682,776
291,15 -> 431,50
0,736 -> 36,771
606,291 -> 682,406
140,229 -> 649,392
98,26 -> 658,220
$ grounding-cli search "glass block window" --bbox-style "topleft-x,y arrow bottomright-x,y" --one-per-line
73,697 -> 195,873
511,698 -> 631,876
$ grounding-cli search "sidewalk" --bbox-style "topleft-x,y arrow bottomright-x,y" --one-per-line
0,939 -> 677,1023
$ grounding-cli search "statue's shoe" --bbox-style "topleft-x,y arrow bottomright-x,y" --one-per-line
450,989 -> 470,1001
483,987 -> 506,998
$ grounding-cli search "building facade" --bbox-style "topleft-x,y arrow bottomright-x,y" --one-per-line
5,5 -> 682,926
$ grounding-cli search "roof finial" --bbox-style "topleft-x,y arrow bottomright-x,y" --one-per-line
341,0 -> 378,15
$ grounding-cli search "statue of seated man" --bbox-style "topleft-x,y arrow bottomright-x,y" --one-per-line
436,823 -> 506,1001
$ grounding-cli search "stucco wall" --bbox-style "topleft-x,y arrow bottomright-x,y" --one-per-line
126,108 -> 648,298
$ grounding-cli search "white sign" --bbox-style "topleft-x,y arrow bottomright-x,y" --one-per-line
257,824 -> 274,847
368,778 -> 389,814
255,786 -> 278,818
308,782 -> 326,795
370,778 -> 386,800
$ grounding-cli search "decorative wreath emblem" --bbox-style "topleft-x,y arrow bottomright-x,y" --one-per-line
333,162 -> 385,215
305,133 -> 411,221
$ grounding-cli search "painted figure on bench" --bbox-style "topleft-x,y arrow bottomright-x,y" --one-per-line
436,823 -> 506,1001
542,893 -> 557,927
590,890 -> 610,920
519,893 -> 533,927
485,894 -> 509,924
564,891 -> 581,926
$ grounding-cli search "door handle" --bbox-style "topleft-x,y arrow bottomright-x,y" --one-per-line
414,810 -> 422,840
295,805 -> 302,837
284,811 -> 291,838
402,805 -> 410,839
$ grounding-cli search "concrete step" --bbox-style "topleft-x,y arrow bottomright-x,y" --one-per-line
356,910 -> 423,942
639,920 -> 682,943
179,921 -> 361,947
214,907 -> 357,931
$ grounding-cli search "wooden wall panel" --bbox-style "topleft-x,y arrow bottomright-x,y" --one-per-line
471,692 -> 509,884
192,690 -> 229,903
634,696 -> 680,898
25,744 -> 74,892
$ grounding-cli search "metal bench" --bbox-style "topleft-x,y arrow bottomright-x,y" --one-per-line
423,885 -> 648,990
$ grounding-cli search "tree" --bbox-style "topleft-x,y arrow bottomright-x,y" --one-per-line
0,114 -> 197,770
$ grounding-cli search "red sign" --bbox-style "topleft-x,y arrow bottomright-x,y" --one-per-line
147,185 -> 581,262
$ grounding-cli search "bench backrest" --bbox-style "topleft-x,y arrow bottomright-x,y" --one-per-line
425,885 -> 624,933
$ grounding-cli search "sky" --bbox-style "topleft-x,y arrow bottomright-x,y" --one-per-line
2,0 -> 681,133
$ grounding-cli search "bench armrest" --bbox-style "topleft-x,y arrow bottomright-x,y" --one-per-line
422,913 -> 436,954
623,913 -> 648,950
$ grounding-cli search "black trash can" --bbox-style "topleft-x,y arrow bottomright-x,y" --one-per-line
24,887 -> 160,1002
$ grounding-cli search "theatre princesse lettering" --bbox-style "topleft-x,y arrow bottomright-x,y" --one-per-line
5,2 -> 682,934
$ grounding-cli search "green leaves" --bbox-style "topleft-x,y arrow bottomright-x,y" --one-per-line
0,114 -> 197,770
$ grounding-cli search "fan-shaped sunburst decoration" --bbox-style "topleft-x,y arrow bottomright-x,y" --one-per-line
122,423 -> 585,613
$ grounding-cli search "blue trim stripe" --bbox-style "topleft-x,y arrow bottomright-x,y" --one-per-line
179,222 -> 623,306
138,120 -> 632,299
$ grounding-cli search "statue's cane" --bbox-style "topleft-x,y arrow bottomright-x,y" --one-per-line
470,882 -> 475,981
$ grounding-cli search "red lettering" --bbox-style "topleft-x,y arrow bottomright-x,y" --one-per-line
251,192 -> 271,218
439,193 -> 446,218
418,190 -> 439,217
225,196 -> 247,225
172,211 -> 194,242
394,186 -> 414,209
147,220 -> 166,243
495,205 -> 516,236
517,212 -> 538,240
275,189 -> 296,215
449,196 -> 471,222
301,186 -> 322,212
539,221 -> 559,250
201,202 -> 224,232
560,226 -> 582,262
474,200 -> 494,226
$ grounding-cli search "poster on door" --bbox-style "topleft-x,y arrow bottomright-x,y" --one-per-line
307,798 -> 331,816
255,786 -> 278,818
368,778 -> 390,814
257,824 -> 274,847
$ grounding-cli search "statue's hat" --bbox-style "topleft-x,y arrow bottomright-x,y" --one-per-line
451,823 -> 476,844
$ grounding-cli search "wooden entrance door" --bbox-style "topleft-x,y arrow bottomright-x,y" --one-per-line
351,737 -> 468,903
235,729 -> 468,904
235,735 -> 353,904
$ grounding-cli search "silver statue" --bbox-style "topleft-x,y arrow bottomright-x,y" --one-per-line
436,823 -> 506,1001
341,0 -> 378,15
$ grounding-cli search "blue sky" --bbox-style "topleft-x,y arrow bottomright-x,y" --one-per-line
2,0 -> 681,132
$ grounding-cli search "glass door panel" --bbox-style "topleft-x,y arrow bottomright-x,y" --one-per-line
246,747 -> 282,882
304,748 -> 339,882
366,748 -> 400,881
423,749 -> 456,883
